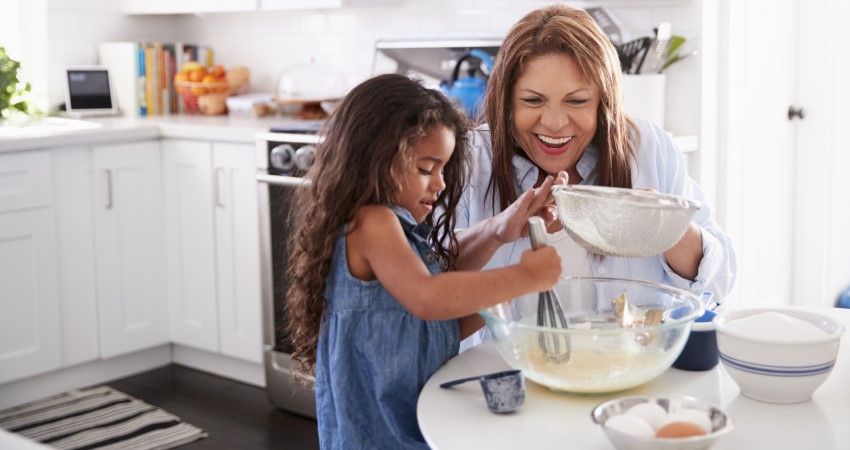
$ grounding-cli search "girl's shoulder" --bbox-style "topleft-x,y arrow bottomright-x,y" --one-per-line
353,205 -> 398,230
352,205 -> 417,237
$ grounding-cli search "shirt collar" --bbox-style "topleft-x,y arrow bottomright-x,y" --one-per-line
510,143 -> 600,190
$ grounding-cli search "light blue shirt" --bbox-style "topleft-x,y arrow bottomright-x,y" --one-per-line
458,118 -> 737,300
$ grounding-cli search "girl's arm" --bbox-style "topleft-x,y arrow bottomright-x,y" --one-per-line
458,314 -> 485,340
348,205 -> 561,321
454,172 -> 566,271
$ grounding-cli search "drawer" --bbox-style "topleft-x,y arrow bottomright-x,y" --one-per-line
0,150 -> 52,213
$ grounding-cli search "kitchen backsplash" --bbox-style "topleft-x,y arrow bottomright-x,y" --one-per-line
39,0 -> 702,134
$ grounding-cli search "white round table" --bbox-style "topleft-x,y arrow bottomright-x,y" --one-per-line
417,307 -> 850,450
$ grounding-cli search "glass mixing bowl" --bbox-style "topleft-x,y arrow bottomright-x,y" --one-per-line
480,277 -> 702,394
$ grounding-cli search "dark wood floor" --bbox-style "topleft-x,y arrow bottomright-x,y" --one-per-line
106,364 -> 320,450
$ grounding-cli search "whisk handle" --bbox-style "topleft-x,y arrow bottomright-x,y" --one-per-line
528,217 -> 548,250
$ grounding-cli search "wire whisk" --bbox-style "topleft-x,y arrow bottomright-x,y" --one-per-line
527,217 -> 571,363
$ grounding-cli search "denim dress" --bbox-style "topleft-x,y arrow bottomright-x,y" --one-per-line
315,206 -> 461,450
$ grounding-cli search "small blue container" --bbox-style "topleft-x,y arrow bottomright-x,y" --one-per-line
838,287 -> 850,309
673,309 -> 719,371
479,371 -> 525,413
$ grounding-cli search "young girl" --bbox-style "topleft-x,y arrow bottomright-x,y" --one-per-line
285,73 -> 561,450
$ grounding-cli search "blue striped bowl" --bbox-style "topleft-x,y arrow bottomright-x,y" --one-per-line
714,308 -> 844,404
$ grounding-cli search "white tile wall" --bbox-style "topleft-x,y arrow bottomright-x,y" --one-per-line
39,0 -> 703,136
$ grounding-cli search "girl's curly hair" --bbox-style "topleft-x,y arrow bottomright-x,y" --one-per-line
284,74 -> 469,375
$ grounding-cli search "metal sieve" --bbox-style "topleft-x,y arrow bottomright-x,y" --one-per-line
551,185 -> 702,258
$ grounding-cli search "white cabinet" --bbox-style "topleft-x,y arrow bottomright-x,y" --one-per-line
122,0 -> 257,14
212,142 -> 262,362
92,141 -> 168,358
163,140 -> 218,352
0,151 -> 62,384
163,139 -> 262,363
52,147 -> 100,367
260,0 -> 341,9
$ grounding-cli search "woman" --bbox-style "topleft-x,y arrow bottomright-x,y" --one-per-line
454,4 -> 736,347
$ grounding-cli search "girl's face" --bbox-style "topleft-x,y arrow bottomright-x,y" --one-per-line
398,125 -> 455,224
511,52 -> 600,179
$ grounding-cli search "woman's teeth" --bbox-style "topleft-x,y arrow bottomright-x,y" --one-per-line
537,134 -> 572,147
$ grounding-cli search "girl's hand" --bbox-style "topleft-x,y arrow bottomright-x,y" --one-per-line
491,175 -> 557,244
543,171 -> 569,233
517,246 -> 561,291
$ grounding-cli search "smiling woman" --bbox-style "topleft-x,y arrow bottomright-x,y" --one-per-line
452,3 -> 737,350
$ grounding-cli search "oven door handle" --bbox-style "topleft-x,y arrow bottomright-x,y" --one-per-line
256,172 -> 310,187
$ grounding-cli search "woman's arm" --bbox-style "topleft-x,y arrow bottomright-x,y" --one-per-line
663,223 -> 703,280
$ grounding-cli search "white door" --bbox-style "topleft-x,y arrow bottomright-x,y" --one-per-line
792,0 -> 850,307
213,142 -> 263,363
720,0 -> 850,307
93,141 -> 168,358
163,139 -> 219,352
720,0 -> 797,306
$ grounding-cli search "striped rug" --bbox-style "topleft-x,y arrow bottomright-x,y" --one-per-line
0,386 -> 207,449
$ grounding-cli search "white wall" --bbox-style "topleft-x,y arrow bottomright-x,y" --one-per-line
174,0 -> 703,136
32,0 -> 703,138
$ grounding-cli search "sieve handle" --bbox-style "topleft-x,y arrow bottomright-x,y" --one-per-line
528,217 -> 548,250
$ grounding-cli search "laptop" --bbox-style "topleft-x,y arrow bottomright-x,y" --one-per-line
63,67 -> 119,117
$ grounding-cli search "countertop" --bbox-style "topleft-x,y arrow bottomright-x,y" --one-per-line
0,115 -> 305,153
1,115 -> 700,154
418,306 -> 850,450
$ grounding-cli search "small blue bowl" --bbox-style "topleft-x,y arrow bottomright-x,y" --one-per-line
673,309 -> 718,371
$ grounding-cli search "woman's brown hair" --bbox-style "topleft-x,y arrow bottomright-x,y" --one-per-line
483,4 -> 638,211
285,74 -> 469,375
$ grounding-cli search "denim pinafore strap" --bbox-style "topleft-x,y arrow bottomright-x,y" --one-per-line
315,206 -> 460,450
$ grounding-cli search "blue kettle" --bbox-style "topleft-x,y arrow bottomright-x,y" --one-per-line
440,49 -> 495,118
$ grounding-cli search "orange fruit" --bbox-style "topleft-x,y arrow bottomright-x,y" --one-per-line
210,64 -> 225,77
174,72 -> 189,82
189,69 -> 207,82
201,74 -> 220,84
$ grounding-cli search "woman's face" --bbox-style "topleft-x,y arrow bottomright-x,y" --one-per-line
511,52 -> 599,178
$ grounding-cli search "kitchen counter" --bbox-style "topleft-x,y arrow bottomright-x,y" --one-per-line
0,115 -> 700,154
418,306 -> 850,450
0,115 -> 306,153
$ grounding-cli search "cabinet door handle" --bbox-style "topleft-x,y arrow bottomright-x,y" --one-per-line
105,169 -> 113,209
215,168 -> 225,208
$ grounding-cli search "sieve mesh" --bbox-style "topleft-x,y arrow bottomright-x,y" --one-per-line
552,185 -> 701,258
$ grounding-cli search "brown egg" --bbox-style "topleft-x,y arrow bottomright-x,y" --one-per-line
655,421 -> 707,438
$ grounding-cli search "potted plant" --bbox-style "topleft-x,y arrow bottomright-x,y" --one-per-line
0,46 -> 36,121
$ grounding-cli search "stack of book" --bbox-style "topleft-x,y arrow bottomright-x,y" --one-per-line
98,41 -> 214,117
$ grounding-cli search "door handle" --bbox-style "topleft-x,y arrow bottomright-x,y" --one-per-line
105,169 -> 113,209
788,106 -> 805,121
215,168 -> 225,208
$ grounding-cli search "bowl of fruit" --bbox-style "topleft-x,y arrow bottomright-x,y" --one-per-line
174,62 -> 250,115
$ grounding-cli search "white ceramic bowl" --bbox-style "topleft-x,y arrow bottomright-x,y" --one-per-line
591,395 -> 733,450
714,308 -> 845,404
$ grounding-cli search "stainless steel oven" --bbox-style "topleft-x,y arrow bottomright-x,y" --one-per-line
256,125 -> 322,418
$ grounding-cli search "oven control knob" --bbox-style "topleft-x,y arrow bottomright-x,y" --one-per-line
270,144 -> 296,171
294,145 -> 317,172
